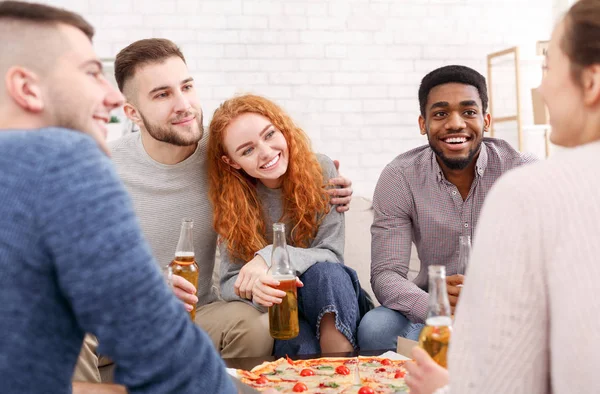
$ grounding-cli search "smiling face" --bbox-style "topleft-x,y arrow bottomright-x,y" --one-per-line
418,82 -> 491,171
45,24 -> 123,142
221,112 -> 289,188
125,56 -> 203,146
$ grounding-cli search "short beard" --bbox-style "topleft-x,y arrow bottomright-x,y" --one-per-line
140,111 -> 204,147
428,132 -> 482,171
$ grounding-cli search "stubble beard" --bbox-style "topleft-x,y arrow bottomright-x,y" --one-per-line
141,110 -> 204,147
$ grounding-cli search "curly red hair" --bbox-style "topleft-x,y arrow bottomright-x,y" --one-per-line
208,94 -> 330,262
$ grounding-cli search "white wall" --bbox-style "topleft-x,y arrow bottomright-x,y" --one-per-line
40,0 -> 554,197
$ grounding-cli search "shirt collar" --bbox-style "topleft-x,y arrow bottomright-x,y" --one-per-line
432,142 -> 489,182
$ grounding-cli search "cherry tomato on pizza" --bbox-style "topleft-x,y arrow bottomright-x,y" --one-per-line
293,382 -> 308,392
335,365 -> 350,375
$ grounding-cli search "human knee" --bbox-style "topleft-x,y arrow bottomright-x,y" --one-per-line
302,262 -> 352,287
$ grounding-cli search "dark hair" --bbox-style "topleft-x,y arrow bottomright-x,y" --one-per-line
418,65 -> 488,117
0,0 -> 93,40
114,38 -> 186,92
562,0 -> 600,85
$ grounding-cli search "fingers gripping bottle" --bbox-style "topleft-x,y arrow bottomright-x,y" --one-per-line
169,219 -> 199,321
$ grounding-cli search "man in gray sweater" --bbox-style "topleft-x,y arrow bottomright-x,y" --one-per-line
74,38 -> 354,382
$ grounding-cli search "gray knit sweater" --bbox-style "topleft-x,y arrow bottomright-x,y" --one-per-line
219,154 -> 345,309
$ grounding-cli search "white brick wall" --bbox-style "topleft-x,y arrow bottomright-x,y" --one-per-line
39,0 -> 553,197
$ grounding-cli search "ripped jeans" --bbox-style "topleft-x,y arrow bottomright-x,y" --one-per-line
273,262 -> 363,356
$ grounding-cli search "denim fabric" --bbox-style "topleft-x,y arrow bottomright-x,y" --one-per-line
357,306 -> 425,350
273,262 -> 362,356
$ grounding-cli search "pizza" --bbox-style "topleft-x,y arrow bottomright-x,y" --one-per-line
237,355 -> 409,393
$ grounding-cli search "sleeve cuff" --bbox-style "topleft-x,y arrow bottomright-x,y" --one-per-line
255,245 -> 273,268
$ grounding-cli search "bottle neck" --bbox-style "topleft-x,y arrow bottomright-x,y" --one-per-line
427,273 -> 452,322
176,220 -> 194,255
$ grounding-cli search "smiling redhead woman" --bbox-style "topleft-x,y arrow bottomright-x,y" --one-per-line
207,94 -> 366,356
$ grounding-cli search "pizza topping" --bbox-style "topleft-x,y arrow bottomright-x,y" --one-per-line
299,368 -> 315,376
255,376 -> 269,385
376,367 -> 386,372
358,386 -> 375,394
316,365 -> 334,370
319,382 -> 340,388
395,371 -> 406,378
362,362 -> 379,367
335,365 -> 350,375
292,382 -> 308,392
286,355 -> 295,365
380,359 -> 392,365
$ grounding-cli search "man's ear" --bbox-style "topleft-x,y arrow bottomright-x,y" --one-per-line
483,112 -> 492,132
418,115 -> 427,135
5,66 -> 44,112
221,155 -> 241,170
123,102 -> 143,127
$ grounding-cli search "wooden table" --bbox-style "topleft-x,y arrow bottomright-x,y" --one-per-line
224,349 -> 395,370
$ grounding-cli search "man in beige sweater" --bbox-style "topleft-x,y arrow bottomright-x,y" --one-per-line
405,1 -> 600,393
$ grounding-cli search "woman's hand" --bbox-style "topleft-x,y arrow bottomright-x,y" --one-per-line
252,274 -> 304,307
234,255 -> 268,300
404,347 -> 449,394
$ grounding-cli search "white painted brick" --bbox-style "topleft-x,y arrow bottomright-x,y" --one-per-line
351,86 -> 388,99
283,3 -> 307,16
298,59 -> 339,72
308,16 -> 347,30
132,0 -> 175,14
325,45 -> 347,58
90,1 -> 132,13
196,30 -> 239,44
227,16 -> 269,30
309,73 -> 332,85
97,14 -> 144,28
245,45 -> 286,58
240,30 -> 300,44
187,15 -> 228,29
154,29 -> 197,43
243,1 -> 283,15
345,15 -> 381,31
269,15 -> 308,30
224,45 -> 248,58
246,85 -> 293,99
333,73 -> 370,85
199,0 -> 243,15
287,44 -> 325,58
192,44 -> 225,59
363,99 -> 396,112
324,100 -> 362,112
269,72 -> 310,85
305,3 -> 329,16
143,15 -> 184,29
176,0 -> 201,13
227,73 -> 269,85
190,58 -> 220,72
322,127 -> 361,141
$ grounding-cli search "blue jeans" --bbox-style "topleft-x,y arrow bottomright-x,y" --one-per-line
273,262 -> 362,356
357,306 -> 424,350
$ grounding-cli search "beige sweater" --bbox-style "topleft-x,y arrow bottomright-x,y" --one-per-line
448,140 -> 600,393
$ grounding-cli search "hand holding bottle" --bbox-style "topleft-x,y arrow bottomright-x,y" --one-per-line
171,275 -> 198,313
235,255 -> 268,300
252,273 -> 304,307
445,274 -> 464,313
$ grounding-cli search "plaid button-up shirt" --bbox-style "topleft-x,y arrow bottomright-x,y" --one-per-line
371,137 -> 537,323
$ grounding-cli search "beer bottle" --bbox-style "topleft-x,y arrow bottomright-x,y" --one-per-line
418,265 -> 452,368
457,235 -> 471,275
169,218 -> 199,321
267,223 -> 299,340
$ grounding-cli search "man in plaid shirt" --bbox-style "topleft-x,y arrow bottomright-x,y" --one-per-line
357,65 -> 537,350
